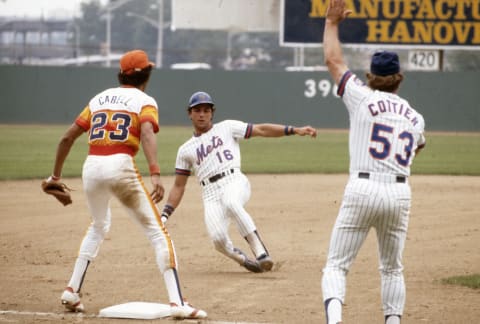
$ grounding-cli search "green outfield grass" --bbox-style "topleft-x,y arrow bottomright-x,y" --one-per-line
442,274 -> 480,289
0,125 -> 479,180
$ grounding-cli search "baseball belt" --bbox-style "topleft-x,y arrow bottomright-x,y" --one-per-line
201,169 -> 235,186
358,172 -> 406,183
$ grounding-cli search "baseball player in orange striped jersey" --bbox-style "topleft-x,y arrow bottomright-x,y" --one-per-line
321,1 -> 426,324
44,50 -> 206,319
160,91 -> 317,273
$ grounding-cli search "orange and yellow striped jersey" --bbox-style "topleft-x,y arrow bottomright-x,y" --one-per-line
75,86 -> 159,157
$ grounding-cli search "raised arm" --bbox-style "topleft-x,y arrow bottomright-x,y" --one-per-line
251,123 -> 317,138
323,0 -> 352,84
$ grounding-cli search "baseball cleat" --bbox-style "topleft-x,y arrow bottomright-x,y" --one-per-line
60,288 -> 84,312
170,300 -> 207,319
234,248 -> 263,273
257,254 -> 274,271
243,258 -> 264,273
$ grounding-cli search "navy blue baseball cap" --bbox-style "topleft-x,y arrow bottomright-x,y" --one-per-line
188,91 -> 214,108
370,51 -> 400,76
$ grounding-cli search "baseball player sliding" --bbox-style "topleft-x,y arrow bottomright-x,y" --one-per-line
321,1 -> 426,324
161,91 -> 317,273
43,50 -> 206,319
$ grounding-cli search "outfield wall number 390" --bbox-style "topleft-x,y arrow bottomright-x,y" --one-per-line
304,79 -> 339,98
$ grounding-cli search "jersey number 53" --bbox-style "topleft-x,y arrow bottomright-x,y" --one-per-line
369,123 -> 414,167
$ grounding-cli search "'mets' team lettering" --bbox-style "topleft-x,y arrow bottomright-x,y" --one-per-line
196,136 -> 224,165
368,99 -> 420,126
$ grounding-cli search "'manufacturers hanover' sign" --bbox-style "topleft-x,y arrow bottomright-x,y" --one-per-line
281,0 -> 480,48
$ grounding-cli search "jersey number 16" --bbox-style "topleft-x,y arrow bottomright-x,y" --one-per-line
216,149 -> 234,163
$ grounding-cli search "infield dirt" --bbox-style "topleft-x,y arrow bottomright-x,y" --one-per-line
0,174 -> 479,323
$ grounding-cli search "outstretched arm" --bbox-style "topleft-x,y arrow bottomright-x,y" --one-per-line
323,0 -> 352,85
251,124 -> 317,138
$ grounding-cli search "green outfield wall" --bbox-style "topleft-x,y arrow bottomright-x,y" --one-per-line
1,66 -> 478,131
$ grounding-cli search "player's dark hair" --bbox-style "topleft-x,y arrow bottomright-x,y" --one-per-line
187,104 -> 215,113
366,72 -> 403,93
117,66 -> 153,87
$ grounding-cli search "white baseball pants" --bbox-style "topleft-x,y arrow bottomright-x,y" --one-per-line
322,173 -> 411,316
202,171 -> 257,262
78,154 -> 177,273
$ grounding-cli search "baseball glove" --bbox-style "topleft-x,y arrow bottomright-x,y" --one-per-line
41,179 -> 73,206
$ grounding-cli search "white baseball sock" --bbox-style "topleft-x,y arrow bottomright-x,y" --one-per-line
245,231 -> 268,258
67,257 -> 90,292
325,298 -> 342,324
385,315 -> 401,324
163,269 -> 183,306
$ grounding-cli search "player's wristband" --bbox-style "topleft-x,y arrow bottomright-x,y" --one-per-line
162,204 -> 175,219
50,175 -> 61,181
149,164 -> 161,176
284,125 -> 295,136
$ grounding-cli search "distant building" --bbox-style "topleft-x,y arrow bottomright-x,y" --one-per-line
0,18 -> 74,65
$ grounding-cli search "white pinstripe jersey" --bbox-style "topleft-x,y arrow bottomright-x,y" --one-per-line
174,120 -> 253,181
338,71 -> 426,176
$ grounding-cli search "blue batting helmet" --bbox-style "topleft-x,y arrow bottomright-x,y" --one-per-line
188,91 -> 214,108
